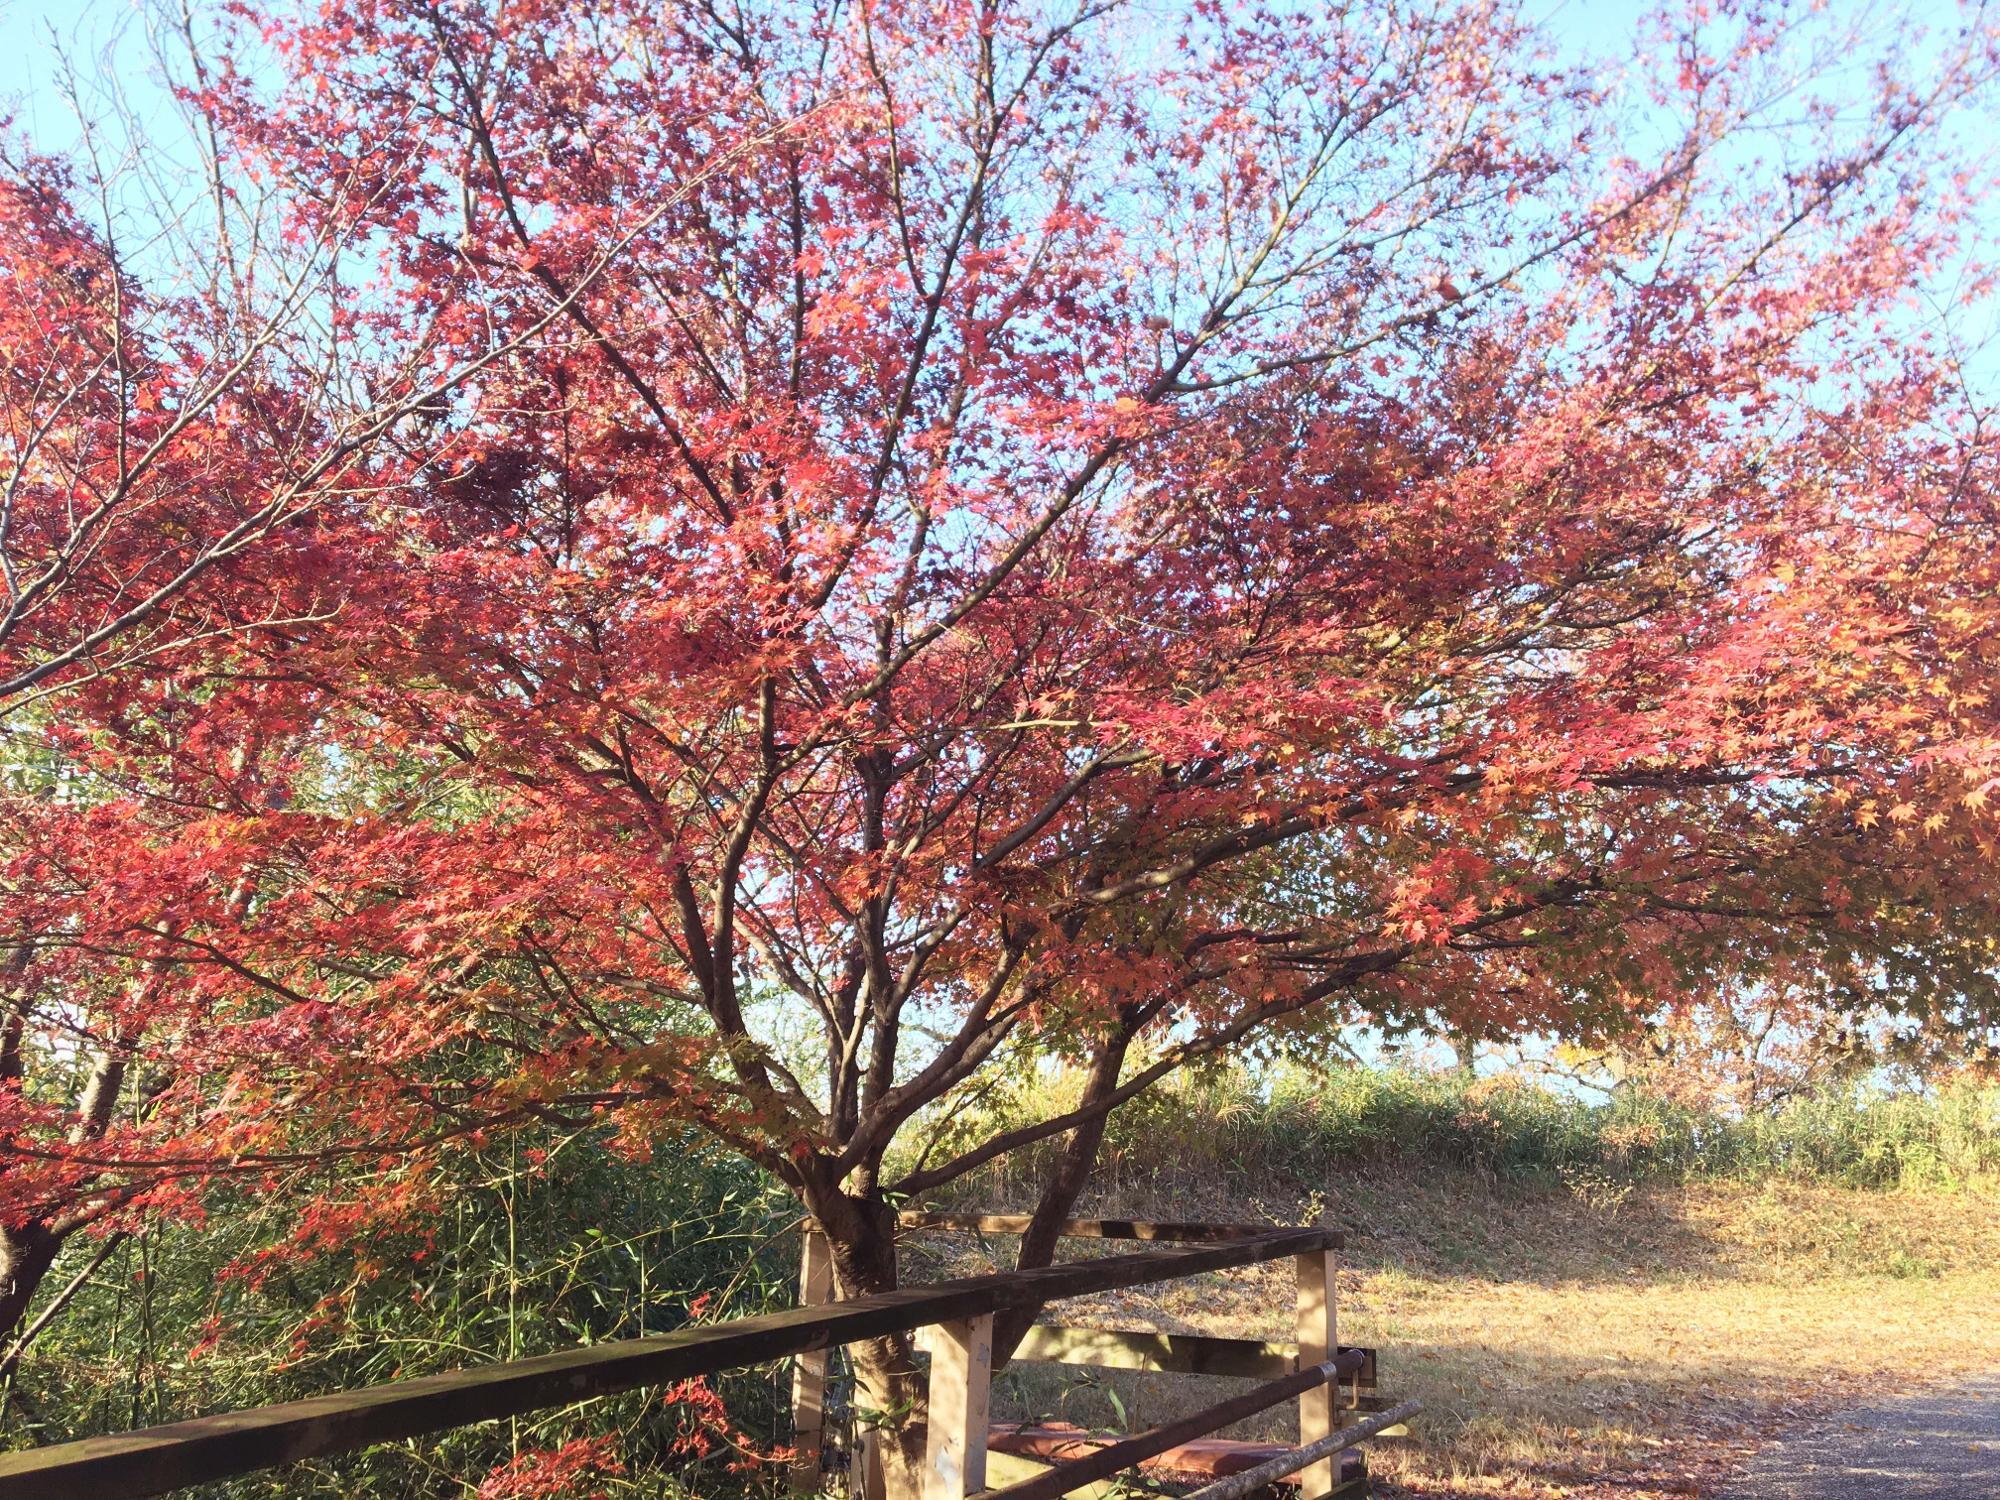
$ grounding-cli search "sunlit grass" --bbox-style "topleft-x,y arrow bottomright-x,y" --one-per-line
924,1168 -> 2000,1497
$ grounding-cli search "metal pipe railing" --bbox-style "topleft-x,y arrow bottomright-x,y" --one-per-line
1180,1399 -> 1425,1500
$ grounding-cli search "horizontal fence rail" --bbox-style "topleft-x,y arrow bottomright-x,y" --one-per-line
0,1228 -> 1340,1500
1009,1325 -> 1376,1387
898,1212 -> 1339,1245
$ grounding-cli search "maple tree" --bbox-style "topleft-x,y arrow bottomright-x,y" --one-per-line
5,0 -> 2000,1489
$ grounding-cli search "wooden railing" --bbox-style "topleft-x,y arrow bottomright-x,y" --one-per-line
0,1218 -> 1410,1500
821,1213 -> 1399,1500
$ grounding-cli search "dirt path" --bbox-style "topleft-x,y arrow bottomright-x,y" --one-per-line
1719,1376 -> 2000,1498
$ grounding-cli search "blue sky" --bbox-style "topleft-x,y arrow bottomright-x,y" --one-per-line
0,0 -> 1702,146
1,0 -> 164,143
7,0 -> 1986,391
4,0 -> 1976,200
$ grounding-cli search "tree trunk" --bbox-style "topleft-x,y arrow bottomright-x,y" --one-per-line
992,1033 -> 1128,1368
0,1034 -> 130,1347
843,1326 -> 928,1498
0,966 -> 58,1346
813,1188 -> 929,1499
0,1221 -> 62,1348
809,1026 -> 1131,1492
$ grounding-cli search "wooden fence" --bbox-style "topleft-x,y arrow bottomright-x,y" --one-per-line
0,1217 -> 1411,1500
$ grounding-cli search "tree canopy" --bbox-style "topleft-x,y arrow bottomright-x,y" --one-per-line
4,1 -> 1999,1488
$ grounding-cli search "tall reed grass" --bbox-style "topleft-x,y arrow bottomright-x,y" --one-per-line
925,1062 -> 2000,1203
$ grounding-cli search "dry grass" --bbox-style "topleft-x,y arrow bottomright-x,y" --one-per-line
912,1169 -> 2000,1496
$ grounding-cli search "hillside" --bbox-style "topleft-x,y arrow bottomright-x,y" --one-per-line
913,1073 -> 2000,1498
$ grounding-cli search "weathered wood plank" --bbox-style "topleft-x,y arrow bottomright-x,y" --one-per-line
1330,1393 -> 1409,1437
0,1228 -> 1337,1500
1010,1326 -> 1376,1388
900,1212 -> 1343,1247
1012,1325 -> 1295,1379
924,1314 -> 993,1500
1296,1248 -> 1340,1499
789,1228 -> 835,1492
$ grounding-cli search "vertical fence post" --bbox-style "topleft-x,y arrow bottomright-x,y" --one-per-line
921,1313 -> 992,1500
854,1429 -> 885,1500
791,1228 -> 834,1493
1295,1245 -> 1339,1500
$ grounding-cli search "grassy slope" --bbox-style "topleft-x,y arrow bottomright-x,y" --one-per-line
915,1167 -> 2000,1497
1338,1171 -> 2000,1495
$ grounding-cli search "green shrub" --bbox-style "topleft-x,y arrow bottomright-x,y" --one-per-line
3,1129 -> 802,1497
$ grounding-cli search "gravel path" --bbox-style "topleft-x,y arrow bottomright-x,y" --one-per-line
1720,1377 -> 2000,1498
